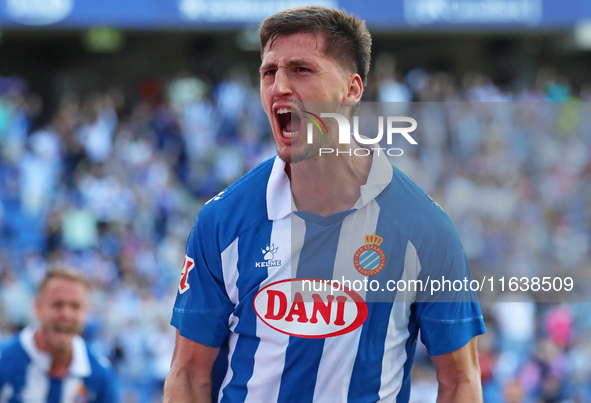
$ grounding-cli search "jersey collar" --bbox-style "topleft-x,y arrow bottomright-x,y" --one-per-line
266,152 -> 393,221
353,150 -> 393,210
266,157 -> 296,221
20,325 -> 92,377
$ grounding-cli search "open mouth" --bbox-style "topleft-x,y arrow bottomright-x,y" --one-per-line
276,108 -> 302,138
53,324 -> 75,335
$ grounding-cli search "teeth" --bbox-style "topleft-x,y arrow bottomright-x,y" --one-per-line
55,325 -> 72,333
282,130 -> 297,138
277,108 -> 291,114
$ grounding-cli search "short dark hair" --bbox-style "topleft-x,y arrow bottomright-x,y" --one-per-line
38,266 -> 90,294
260,6 -> 372,86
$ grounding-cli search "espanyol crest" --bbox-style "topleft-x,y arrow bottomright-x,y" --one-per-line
73,383 -> 89,403
353,233 -> 386,276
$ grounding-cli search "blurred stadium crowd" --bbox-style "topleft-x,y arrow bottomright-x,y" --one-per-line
0,61 -> 590,402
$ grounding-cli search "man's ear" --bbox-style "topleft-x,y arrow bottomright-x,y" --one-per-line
344,74 -> 363,103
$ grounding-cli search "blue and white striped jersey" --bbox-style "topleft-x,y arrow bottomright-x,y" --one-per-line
0,326 -> 117,403
172,152 -> 486,403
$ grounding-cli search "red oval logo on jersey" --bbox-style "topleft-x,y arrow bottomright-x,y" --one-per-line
253,278 -> 368,338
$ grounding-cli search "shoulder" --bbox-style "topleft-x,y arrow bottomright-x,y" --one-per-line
0,334 -> 29,376
190,157 -> 275,250
82,345 -> 118,401
378,165 -> 457,235
0,334 -> 23,356
376,164 -> 463,253
200,156 -> 275,218
85,347 -> 115,381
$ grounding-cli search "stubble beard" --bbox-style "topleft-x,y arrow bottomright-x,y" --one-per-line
278,143 -> 317,164
277,131 -> 333,164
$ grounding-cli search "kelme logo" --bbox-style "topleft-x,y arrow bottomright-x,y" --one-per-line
253,278 -> 368,338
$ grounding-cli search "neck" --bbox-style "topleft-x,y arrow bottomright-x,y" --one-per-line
34,330 -> 72,378
288,148 -> 372,216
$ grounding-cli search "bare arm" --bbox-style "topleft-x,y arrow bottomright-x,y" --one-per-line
432,337 -> 482,403
163,330 -> 220,403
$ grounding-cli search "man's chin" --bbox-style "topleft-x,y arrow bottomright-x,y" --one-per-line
277,147 -> 318,164
47,333 -> 75,352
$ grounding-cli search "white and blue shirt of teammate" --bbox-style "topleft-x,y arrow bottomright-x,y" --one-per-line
0,326 -> 116,403
172,151 -> 486,403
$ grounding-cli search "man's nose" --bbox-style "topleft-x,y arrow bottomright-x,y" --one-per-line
271,69 -> 292,97
58,305 -> 76,319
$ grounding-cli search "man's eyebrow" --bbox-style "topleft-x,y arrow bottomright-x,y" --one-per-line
259,62 -> 277,72
285,59 -> 316,67
260,59 -> 319,72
